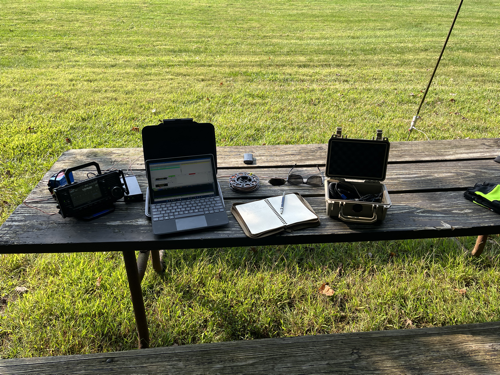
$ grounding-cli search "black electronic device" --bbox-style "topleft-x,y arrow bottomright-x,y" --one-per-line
124,175 -> 143,202
243,153 -> 253,165
142,118 -> 220,220
53,162 -> 129,219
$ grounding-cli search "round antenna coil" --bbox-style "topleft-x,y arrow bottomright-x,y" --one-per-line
229,172 -> 260,193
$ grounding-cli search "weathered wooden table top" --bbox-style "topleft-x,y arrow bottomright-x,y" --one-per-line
2,138 -> 500,253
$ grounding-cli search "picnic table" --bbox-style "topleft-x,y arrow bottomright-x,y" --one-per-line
1,138 -> 500,350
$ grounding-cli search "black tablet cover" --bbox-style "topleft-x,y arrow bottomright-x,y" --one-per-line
142,119 -> 218,171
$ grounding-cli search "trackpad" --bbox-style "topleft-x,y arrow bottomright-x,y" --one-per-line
176,215 -> 208,231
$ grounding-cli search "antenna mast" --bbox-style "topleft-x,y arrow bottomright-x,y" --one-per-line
407,0 -> 464,140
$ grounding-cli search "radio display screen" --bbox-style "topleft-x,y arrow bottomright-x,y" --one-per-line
69,180 -> 103,207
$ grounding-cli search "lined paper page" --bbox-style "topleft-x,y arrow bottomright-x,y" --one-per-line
266,194 -> 317,225
234,199 -> 284,235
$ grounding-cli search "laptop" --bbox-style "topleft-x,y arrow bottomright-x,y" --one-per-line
145,154 -> 229,235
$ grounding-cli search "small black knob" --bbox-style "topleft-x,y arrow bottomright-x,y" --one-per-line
111,186 -> 124,199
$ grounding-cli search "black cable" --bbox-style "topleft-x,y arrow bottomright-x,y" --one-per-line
408,0 -> 464,140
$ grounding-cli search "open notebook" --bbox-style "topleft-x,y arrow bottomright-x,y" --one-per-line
231,193 -> 320,238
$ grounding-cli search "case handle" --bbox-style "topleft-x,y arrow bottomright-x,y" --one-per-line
64,162 -> 101,184
338,203 -> 378,224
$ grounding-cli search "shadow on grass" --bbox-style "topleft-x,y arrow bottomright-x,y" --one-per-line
143,236 -> 500,346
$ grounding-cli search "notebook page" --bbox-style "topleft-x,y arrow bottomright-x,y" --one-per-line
234,199 -> 285,235
267,194 -> 317,225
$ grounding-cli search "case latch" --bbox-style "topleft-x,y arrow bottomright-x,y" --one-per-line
374,129 -> 389,141
336,127 -> 342,138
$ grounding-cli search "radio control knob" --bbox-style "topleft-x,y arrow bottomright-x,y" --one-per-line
111,186 -> 124,199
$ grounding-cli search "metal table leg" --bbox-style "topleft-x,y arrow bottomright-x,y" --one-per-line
122,250 -> 150,349
137,250 -> 150,283
151,249 -> 165,274
137,250 -> 164,282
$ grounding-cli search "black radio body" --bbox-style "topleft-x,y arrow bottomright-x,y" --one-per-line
53,162 -> 129,219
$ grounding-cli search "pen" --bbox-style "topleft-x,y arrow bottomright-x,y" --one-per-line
280,192 -> 285,214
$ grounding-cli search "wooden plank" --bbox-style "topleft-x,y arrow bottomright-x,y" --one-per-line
50,138 -> 500,171
1,321 -> 499,374
23,159 -> 500,202
218,138 -> 500,164
2,191 -> 500,253
383,138 -> 500,162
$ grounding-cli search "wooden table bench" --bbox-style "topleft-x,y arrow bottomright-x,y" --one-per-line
2,138 -> 500,351
2,321 -> 499,374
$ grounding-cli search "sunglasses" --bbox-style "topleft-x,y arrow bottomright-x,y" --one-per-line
268,164 -> 324,187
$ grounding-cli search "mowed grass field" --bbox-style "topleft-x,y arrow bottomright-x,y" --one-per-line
1,0 -> 500,358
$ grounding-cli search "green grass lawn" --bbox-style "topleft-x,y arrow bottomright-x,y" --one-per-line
1,0 -> 500,358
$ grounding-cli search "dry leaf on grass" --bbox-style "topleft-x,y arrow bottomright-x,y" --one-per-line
14,286 -> 29,295
319,283 -> 334,296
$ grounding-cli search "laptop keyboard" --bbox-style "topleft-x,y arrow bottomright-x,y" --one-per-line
151,196 -> 225,221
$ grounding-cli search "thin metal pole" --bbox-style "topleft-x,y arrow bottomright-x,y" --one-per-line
122,250 -> 150,349
408,0 -> 464,139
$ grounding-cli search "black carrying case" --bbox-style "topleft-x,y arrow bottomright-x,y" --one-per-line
142,118 -> 218,171
324,128 -> 391,224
